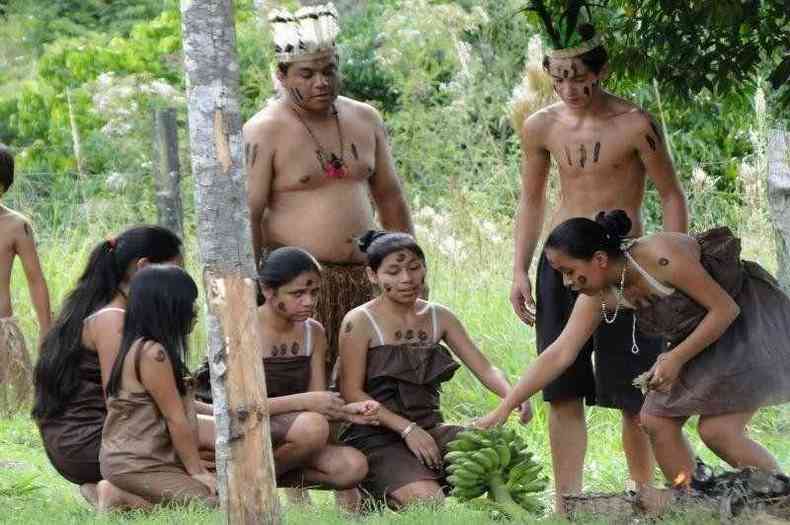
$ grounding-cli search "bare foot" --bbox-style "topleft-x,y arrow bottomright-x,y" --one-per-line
637,485 -> 677,515
79,483 -> 98,509
335,488 -> 362,514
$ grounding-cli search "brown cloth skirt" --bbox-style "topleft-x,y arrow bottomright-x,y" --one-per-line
356,424 -> 465,500
314,262 -> 374,373
0,317 -> 32,415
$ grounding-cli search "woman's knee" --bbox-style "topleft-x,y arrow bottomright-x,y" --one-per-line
390,480 -> 444,507
697,417 -> 737,451
330,448 -> 368,488
287,412 -> 330,450
639,413 -> 674,439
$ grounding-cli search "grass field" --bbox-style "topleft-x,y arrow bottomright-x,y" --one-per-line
1,180 -> 789,524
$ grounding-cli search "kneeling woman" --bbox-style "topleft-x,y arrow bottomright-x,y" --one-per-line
99,265 -> 215,510
339,232 -> 512,507
480,211 -> 790,488
257,247 -> 377,490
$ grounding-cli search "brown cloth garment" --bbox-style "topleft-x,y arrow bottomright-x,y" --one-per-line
100,348 -> 215,506
37,349 -> 105,485
264,354 -> 312,448
342,343 -> 465,500
636,227 -> 790,417
0,317 -> 32,416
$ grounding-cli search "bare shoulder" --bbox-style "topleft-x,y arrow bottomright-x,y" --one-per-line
522,104 -> 559,136
342,300 -> 376,336
337,96 -> 382,125
608,97 -> 658,130
0,208 -> 33,241
634,232 -> 699,267
141,341 -> 171,365
306,317 -> 327,338
243,99 -> 290,139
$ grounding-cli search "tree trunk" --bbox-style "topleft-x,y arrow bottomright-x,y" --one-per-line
180,1 -> 280,523
767,129 -> 790,293
66,88 -> 86,179
152,108 -> 184,238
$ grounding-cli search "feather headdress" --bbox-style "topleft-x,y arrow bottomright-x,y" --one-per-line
521,0 -> 604,59
269,3 -> 340,64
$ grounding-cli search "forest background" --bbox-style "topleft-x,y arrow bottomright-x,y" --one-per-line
1,0 -> 789,523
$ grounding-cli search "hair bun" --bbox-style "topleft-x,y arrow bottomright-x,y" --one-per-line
595,210 -> 631,243
357,230 -> 387,253
578,23 -> 596,41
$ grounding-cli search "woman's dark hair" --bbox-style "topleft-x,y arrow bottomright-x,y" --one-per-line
358,230 -> 426,272
542,24 -> 609,75
545,210 -> 632,260
106,265 -> 198,398
259,247 -> 322,292
32,225 -> 182,420
0,143 -> 13,193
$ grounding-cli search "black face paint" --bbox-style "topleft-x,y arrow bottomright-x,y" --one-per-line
351,143 -> 359,160
583,86 -> 590,97
645,135 -> 657,151
277,302 -> 286,312
563,69 -> 569,78
578,275 -> 587,285
564,146 -> 573,166
650,121 -> 663,143
383,284 -> 392,292
579,144 -> 587,168
250,144 -> 258,168
289,87 -> 304,105
405,329 -> 415,340
396,252 -> 406,262
571,63 -> 578,76
291,342 -> 299,355
305,279 -> 313,286
659,257 -> 669,266
593,142 -> 601,163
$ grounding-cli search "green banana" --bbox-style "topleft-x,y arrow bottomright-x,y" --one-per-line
494,444 -> 512,469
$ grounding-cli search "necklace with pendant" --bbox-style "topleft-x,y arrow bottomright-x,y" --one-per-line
601,259 -> 628,324
291,103 -> 348,179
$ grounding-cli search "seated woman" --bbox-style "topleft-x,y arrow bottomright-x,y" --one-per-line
479,210 -> 790,507
32,226 -> 190,505
98,265 -> 216,510
258,247 -> 377,493
339,231 -> 512,508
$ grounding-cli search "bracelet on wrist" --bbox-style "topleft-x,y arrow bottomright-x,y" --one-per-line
400,422 -> 417,439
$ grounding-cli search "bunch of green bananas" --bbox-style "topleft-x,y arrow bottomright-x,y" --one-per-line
445,427 -> 546,518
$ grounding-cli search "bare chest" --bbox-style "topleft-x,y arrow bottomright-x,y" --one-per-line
546,126 -> 639,174
273,121 -> 375,192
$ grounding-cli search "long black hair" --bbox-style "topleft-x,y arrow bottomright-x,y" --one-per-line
106,265 -> 198,398
32,225 -> 182,420
545,210 -> 632,260
260,247 -> 322,293
0,143 -> 13,193
358,230 -> 426,272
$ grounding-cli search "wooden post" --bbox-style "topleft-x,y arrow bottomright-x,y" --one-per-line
66,88 -> 86,179
767,129 -> 790,293
180,0 -> 280,523
152,108 -> 184,238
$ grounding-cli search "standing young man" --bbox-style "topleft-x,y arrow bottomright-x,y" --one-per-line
245,4 -> 414,369
0,144 -> 51,414
509,21 -> 688,511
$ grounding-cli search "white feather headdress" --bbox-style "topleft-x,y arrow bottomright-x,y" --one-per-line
269,3 -> 340,63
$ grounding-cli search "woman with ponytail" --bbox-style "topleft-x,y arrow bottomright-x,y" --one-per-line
339,231 -> 512,508
32,226 -> 183,502
479,210 -> 790,506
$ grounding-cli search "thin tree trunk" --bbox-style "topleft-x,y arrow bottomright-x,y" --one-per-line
152,108 -> 184,238
180,0 -> 280,523
767,129 -> 790,293
66,88 -> 85,179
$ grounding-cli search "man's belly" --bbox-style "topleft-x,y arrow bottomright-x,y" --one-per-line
549,200 -> 645,238
262,193 -> 376,263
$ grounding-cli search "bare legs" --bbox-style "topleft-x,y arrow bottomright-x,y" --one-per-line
548,398 -> 586,513
389,480 -> 444,508
96,480 -> 151,512
548,399 -> 656,513
621,409 -> 655,485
